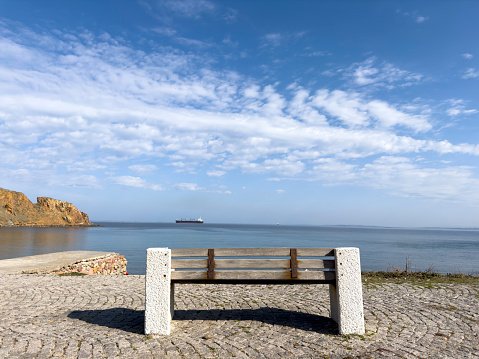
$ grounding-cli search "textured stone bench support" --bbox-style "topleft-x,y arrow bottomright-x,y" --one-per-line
328,248 -> 365,335
144,248 -> 174,335
145,247 -> 364,335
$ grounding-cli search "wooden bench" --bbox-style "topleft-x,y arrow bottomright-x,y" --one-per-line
145,247 -> 364,335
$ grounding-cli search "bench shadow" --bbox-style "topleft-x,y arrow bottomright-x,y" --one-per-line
68,308 -> 144,334
175,308 -> 337,334
68,307 -> 337,335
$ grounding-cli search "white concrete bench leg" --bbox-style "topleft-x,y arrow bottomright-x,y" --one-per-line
145,248 -> 173,335
329,247 -> 365,335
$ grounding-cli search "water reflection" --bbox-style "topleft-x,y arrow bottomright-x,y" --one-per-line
0,227 -> 87,259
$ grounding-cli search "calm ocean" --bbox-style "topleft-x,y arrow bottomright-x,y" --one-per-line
1,222 -> 478,275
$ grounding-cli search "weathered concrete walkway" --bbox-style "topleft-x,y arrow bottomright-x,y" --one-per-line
0,275 -> 477,358
0,252 -> 118,274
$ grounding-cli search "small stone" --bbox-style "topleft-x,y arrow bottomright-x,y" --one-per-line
203,334 -> 213,340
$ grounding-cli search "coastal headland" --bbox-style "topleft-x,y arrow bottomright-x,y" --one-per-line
0,187 -> 94,227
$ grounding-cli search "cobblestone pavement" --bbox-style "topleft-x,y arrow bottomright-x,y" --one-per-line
0,275 -> 478,358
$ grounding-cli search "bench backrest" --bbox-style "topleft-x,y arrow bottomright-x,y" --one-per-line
170,247 -> 336,284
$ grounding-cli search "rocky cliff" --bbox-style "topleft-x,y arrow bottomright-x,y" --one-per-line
0,188 -> 94,226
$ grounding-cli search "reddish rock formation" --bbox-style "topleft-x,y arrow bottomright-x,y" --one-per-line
0,188 -> 93,226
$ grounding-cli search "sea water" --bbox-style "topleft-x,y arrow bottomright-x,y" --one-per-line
1,222 -> 478,275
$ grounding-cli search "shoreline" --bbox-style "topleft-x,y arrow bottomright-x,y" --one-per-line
0,224 -> 101,228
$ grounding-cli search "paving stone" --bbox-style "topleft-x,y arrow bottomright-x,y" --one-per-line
0,275 -> 478,358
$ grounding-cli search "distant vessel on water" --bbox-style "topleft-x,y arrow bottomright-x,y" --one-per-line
176,217 -> 204,224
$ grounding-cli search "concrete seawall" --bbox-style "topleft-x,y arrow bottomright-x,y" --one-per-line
0,251 -> 127,275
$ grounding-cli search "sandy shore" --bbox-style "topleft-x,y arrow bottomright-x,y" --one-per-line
0,274 -> 477,358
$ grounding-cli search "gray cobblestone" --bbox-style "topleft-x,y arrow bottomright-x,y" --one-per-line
0,275 -> 478,358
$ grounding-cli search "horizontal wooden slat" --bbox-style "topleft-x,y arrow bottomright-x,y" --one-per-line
171,247 -> 336,258
171,259 -> 334,269
214,270 -> 292,280
171,269 -> 336,281
297,248 -> 335,257
172,258 -> 335,270
298,259 -> 335,269
215,259 -> 290,269
214,248 -> 292,256
172,259 -> 207,269
171,270 -> 208,280
171,248 -> 208,257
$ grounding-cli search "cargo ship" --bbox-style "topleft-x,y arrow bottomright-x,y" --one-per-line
175,217 -> 204,224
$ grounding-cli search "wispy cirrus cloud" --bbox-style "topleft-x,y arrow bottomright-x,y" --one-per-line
345,57 -> 424,89
1,21 -> 479,204
445,99 -> 478,117
129,164 -> 158,174
462,68 -> 479,79
173,183 -> 204,191
399,10 -> 429,25
159,0 -> 215,19
110,176 -> 162,190
415,16 -> 428,23
260,31 -> 307,48
310,156 -> 479,202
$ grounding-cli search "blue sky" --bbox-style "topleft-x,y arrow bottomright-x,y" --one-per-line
1,0 -> 479,226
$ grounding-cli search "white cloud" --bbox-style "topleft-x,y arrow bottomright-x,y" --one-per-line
445,99 -> 478,117
207,170 -> 226,177
309,158 -> 357,182
173,183 -> 204,191
1,21 -> 479,204
310,89 -> 431,131
261,33 -> 282,47
151,27 -> 177,37
312,89 -> 369,127
366,100 -> 431,131
400,11 -> 428,25
462,68 -> 479,79
242,158 -> 305,176
462,53 -> 473,60
260,31 -> 307,48
301,49 -> 330,57
346,57 -> 423,89
308,156 -> 479,203
110,176 -> 162,190
161,0 -> 215,18
358,157 -> 479,201
175,37 -> 213,48
129,164 -> 158,174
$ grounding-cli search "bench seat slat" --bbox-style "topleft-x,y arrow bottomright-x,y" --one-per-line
172,259 -> 207,269
171,248 -> 209,257
171,247 -> 336,257
214,248 -> 291,256
215,259 -> 290,268
297,248 -> 335,257
171,248 -> 291,257
172,259 -> 336,269
172,259 -> 293,269
171,270 -> 334,281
